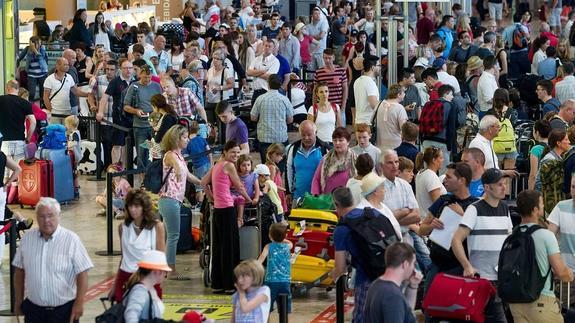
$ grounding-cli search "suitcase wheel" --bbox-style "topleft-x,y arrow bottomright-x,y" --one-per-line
203,267 -> 211,287
199,249 -> 209,269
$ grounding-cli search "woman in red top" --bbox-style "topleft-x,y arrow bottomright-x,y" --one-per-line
294,22 -> 319,72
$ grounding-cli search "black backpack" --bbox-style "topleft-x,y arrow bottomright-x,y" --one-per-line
143,159 -> 173,194
339,207 -> 400,281
498,225 -> 551,303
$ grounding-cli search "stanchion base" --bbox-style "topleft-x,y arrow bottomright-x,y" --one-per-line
87,177 -> 106,182
95,250 -> 122,256
0,309 -> 16,316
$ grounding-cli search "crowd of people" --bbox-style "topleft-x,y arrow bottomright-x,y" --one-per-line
8,0 -> 575,322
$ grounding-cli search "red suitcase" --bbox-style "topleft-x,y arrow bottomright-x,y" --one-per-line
287,229 -> 334,260
422,273 -> 496,323
18,159 -> 54,207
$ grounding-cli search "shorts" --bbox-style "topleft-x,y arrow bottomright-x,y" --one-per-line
112,127 -> 126,146
549,8 -> 562,27
265,281 -> 291,312
496,151 -> 518,161
193,163 -> 211,192
488,2 -> 503,20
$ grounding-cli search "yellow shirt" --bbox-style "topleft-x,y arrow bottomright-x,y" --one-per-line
266,179 -> 284,214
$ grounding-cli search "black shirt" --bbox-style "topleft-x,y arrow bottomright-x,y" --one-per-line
105,76 -> 132,123
0,95 -> 33,141
428,194 -> 479,271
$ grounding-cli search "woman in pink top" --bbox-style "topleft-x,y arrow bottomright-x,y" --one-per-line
158,125 -> 200,280
311,127 -> 357,194
201,140 -> 252,294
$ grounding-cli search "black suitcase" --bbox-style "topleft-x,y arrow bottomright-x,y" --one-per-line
177,206 -> 194,252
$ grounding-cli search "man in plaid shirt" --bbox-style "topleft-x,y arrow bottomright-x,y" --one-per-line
161,76 -> 207,122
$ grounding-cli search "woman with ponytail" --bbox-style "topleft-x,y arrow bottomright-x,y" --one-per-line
415,146 -> 446,220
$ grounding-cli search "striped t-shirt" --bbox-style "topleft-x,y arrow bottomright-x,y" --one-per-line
460,200 -> 512,281
314,66 -> 348,107
548,199 -> 575,271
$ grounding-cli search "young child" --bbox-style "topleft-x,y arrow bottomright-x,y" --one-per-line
254,164 -> 284,223
95,164 -> 132,219
265,144 -> 287,214
398,156 -> 415,185
232,259 -> 271,323
232,155 -> 260,227
65,115 -> 81,198
257,223 -> 293,313
183,121 -> 213,205
350,123 -> 381,170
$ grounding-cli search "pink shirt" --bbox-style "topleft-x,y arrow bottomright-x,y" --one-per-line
299,35 -> 313,65
212,161 -> 235,208
311,159 -> 352,195
114,178 -> 131,199
159,151 -> 187,202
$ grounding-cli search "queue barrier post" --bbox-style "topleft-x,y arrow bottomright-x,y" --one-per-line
0,219 -> 19,316
278,293 -> 288,323
336,274 -> 347,323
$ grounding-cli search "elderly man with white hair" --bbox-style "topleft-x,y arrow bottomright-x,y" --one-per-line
13,197 -> 93,323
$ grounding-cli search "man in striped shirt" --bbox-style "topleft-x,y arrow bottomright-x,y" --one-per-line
451,168 -> 512,322
313,49 -> 349,124
13,197 -> 94,323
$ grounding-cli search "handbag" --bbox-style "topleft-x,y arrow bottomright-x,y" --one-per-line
369,101 -> 384,144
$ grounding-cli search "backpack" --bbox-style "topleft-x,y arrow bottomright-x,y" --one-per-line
39,124 -> 67,149
419,100 -> 445,136
143,159 -> 173,194
493,118 -> 516,154
452,94 -> 468,129
312,103 -> 338,122
512,23 -> 529,50
498,225 -> 551,303
339,207 -> 400,281
540,149 -> 575,212
465,75 -> 479,113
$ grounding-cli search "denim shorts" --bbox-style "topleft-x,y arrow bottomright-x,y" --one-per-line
496,151 -> 518,161
265,281 -> 291,313
193,163 -> 211,192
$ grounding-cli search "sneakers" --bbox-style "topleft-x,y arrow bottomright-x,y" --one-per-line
114,210 -> 125,220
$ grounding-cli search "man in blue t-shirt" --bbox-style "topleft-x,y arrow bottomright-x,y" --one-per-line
462,147 -> 485,198
363,243 -> 422,323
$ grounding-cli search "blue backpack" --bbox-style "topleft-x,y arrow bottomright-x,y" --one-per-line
39,124 -> 67,149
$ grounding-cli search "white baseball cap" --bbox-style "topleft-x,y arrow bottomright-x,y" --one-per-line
254,164 -> 271,176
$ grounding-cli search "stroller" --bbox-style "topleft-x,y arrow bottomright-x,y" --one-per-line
200,194 -> 278,287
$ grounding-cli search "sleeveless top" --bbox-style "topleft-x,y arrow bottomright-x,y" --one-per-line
265,242 -> 291,283
120,222 -> 157,272
212,161 -> 234,209
159,151 -> 187,202
75,56 -> 89,84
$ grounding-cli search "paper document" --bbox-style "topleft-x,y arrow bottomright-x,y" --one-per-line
428,207 -> 463,250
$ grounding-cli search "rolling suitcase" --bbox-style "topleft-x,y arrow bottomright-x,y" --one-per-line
18,159 -> 53,207
422,273 -> 496,323
288,209 -> 338,234
78,141 -> 100,175
239,225 -> 261,260
177,205 -> 194,252
286,229 -> 334,260
36,148 -> 74,203
291,254 -> 334,285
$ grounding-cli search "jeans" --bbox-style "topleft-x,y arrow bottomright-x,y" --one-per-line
484,282 -> 508,323
409,231 -> 432,274
133,126 -> 152,169
28,75 -> 46,107
266,281 -> 291,312
158,197 -> 181,265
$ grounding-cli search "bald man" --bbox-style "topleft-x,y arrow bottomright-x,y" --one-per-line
285,120 -> 330,205
43,58 -> 90,124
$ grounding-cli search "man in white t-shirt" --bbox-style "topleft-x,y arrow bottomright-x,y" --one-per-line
476,55 -> 499,116
127,30 -> 154,61
43,58 -> 90,124
353,55 -> 380,126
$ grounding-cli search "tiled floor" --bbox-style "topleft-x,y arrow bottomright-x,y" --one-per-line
0,174 -> 344,323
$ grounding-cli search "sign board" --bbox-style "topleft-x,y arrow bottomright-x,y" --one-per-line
131,0 -> 183,21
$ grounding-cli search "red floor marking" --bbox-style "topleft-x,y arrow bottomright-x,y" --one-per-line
84,276 -> 115,302
310,299 -> 354,323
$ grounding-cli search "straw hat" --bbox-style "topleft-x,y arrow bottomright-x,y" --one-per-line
138,250 -> 172,272
294,22 -> 305,34
361,172 -> 385,197
467,56 -> 483,71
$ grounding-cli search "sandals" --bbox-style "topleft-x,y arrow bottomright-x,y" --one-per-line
168,273 -> 191,281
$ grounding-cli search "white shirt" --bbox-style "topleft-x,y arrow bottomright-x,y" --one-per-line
12,226 -> 94,307
477,71 -> 498,112
44,73 -> 76,115
358,199 -> 403,241
127,43 -> 154,55
532,49 -> 547,75
308,104 -> 339,143
415,169 -> 447,220
383,176 -> 419,233
206,66 -> 234,103
249,54 -> 280,91
555,75 -> 575,104
168,51 -> 185,71
353,75 -> 379,124
565,20 -> 574,39
346,177 -> 363,205
120,223 -> 157,273
290,87 -> 307,115
437,71 -> 461,94
469,133 -> 499,169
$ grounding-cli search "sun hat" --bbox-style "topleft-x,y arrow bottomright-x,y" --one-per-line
466,56 -> 483,71
294,22 -> 305,34
138,250 -> 172,272
361,172 -> 385,197
254,164 -> 271,176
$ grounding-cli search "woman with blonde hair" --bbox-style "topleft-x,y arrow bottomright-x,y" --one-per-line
557,38 -> 571,63
158,125 -> 200,280
456,14 -> 474,42
494,35 -> 509,87
308,82 -> 342,145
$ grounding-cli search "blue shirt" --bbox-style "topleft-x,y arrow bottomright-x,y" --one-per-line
543,98 -> 561,116
538,58 -> 558,80
183,136 -> 210,168
395,142 -> 419,164
436,26 -> 454,59
265,242 -> 291,283
276,54 -> 291,85
469,178 -> 484,198
292,146 -> 323,199
334,208 -> 374,285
